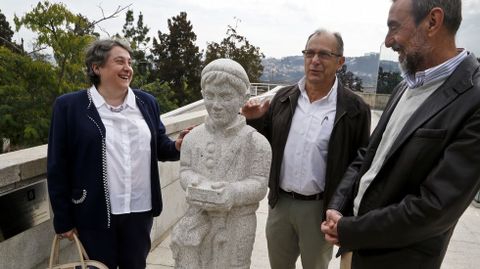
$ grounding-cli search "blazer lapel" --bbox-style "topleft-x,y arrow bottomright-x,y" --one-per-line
384,54 -> 478,161
85,89 -> 106,137
369,82 -> 408,151
134,93 -> 155,136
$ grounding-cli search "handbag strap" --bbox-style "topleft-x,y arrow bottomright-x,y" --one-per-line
48,234 -> 88,269
48,235 -> 60,268
72,233 -> 90,261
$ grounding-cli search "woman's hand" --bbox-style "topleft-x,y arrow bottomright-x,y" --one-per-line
175,126 -> 194,150
58,228 -> 78,241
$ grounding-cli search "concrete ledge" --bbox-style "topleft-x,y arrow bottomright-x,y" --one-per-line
0,145 -> 47,192
356,92 -> 390,110
162,110 -> 207,134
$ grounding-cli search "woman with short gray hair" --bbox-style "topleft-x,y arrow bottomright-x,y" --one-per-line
47,38 -> 190,269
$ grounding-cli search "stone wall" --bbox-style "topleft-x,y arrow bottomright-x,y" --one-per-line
0,110 -> 207,269
356,92 -> 391,110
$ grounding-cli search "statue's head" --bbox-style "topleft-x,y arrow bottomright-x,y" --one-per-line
201,59 -> 250,129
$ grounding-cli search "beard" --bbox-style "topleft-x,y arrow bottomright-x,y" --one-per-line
398,50 -> 426,75
392,29 -> 429,75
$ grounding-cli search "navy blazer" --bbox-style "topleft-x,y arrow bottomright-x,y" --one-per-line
47,89 -> 179,233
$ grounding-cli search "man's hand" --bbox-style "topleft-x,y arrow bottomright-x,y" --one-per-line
240,99 -> 270,120
321,209 -> 343,245
175,126 -> 194,151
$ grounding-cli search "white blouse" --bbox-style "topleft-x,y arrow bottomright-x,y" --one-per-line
90,86 -> 152,214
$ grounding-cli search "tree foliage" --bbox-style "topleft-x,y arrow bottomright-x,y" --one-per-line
2,6 -> 268,151
151,12 -> 202,106
118,10 -> 152,88
0,47 -> 56,147
337,65 -> 363,91
204,24 -> 264,82
376,66 -> 402,94
142,80 -> 178,113
0,9 -> 13,46
14,1 -> 95,96
0,9 -> 23,53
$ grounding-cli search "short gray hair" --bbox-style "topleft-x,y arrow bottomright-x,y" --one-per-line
305,29 -> 344,56
85,39 -> 133,86
201,58 -> 250,96
394,0 -> 462,34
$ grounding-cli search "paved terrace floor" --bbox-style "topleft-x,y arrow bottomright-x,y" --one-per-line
146,198 -> 480,269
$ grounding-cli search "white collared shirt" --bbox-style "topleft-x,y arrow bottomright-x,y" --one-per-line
279,76 -> 338,195
403,49 -> 467,88
89,86 -> 152,214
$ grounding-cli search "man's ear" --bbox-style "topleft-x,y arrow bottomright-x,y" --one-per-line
426,7 -> 444,36
337,57 -> 346,72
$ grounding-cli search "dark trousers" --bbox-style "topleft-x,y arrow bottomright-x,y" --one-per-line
77,211 -> 154,269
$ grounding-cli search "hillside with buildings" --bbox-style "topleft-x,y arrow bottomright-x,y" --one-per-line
261,53 -> 400,92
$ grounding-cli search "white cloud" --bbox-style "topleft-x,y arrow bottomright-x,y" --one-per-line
2,0 -> 479,58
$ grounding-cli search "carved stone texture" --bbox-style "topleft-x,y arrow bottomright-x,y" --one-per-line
171,59 -> 271,269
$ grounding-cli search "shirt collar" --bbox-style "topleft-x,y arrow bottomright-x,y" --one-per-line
404,49 -> 468,89
297,76 -> 338,103
89,85 -> 137,110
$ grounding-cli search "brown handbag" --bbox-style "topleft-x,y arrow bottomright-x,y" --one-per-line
47,233 -> 108,269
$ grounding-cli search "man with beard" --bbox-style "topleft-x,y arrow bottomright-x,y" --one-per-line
321,0 -> 480,268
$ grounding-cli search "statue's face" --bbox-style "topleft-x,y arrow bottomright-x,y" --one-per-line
203,84 -> 244,129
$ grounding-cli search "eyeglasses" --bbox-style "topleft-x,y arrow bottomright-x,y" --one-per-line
302,49 -> 342,60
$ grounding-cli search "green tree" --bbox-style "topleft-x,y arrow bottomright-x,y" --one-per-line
0,47 -> 56,147
204,24 -> 264,82
0,9 -> 22,53
14,1 -> 96,97
142,80 -> 178,113
0,9 -> 13,46
376,66 -> 402,94
118,10 -> 152,88
2,2 -> 129,151
337,64 -> 363,91
151,12 -> 202,106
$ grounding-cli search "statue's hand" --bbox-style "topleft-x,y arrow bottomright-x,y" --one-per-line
213,182 -> 234,211
210,182 -> 226,189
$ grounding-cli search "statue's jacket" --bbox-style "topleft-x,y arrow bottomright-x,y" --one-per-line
175,115 -> 271,245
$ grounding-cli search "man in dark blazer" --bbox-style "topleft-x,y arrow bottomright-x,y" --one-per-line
321,0 -> 480,268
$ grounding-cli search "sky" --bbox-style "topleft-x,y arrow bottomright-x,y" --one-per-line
2,0 -> 480,58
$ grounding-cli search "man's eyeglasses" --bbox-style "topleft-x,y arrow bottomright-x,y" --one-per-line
302,49 -> 342,60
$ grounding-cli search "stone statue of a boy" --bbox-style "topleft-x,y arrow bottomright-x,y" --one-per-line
171,58 -> 271,269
